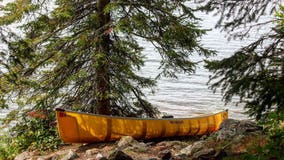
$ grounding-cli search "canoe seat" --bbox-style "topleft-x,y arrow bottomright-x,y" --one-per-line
162,115 -> 174,118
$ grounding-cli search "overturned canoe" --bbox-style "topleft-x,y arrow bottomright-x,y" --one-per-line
55,108 -> 228,143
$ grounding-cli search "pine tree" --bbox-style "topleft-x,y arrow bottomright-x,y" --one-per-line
0,0 -> 212,117
198,0 -> 284,120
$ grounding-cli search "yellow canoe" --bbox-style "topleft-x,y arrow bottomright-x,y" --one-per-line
55,108 -> 228,143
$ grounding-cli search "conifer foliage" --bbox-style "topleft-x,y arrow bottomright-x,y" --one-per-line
199,0 -> 284,120
0,0 -> 212,117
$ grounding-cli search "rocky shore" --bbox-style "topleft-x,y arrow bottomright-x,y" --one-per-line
15,119 -> 266,160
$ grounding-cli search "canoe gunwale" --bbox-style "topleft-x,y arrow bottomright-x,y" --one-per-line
55,108 -> 228,120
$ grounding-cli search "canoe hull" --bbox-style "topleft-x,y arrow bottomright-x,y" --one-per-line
55,109 -> 228,143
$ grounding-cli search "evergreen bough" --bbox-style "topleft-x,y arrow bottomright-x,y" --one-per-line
0,1 -> 212,117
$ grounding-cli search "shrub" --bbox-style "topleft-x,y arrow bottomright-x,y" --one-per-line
0,110 -> 61,160
238,112 -> 284,160
257,112 -> 284,159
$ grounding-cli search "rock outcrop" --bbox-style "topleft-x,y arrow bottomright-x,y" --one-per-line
216,119 -> 262,141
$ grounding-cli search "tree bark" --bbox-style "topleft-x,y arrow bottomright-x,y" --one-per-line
95,0 -> 111,115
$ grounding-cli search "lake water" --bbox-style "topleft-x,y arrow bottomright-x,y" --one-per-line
0,11 -> 268,120
141,12 -> 266,120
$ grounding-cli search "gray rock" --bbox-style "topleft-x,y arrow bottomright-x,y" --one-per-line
117,136 -> 137,149
38,153 -> 59,160
178,144 -> 192,156
60,150 -> 78,160
190,141 -> 207,154
96,153 -> 104,159
192,148 -> 215,160
178,141 -> 207,156
217,119 -> 239,141
15,151 -> 36,160
86,148 -> 99,156
146,142 -> 155,146
108,150 -> 133,160
132,142 -> 148,152
15,151 -> 31,160
219,119 -> 239,130
156,141 -> 169,147
217,119 -> 262,141
238,120 -> 262,132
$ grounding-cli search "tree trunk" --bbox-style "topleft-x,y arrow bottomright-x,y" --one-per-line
94,0 -> 111,115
